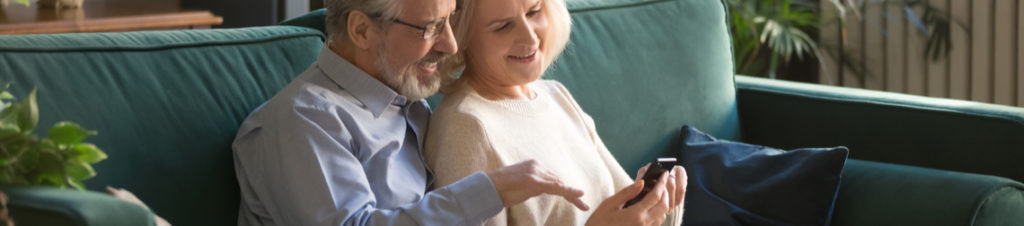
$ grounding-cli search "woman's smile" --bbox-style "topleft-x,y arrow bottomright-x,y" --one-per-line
508,50 -> 538,62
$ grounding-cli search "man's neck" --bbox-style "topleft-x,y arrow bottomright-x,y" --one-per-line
329,41 -> 381,80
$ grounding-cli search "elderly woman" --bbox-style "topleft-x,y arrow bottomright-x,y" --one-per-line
423,0 -> 686,225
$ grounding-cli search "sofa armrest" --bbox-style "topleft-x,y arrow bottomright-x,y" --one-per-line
735,75 -> 1024,182
1,185 -> 154,226
833,159 -> 1024,226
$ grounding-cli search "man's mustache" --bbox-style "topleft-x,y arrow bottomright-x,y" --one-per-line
418,51 -> 450,65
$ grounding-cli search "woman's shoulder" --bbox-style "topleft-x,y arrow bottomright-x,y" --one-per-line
534,79 -> 568,91
534,79 -> 585,110
433,86 -> 487,120
534,80 -> 575,100
429,85 -> 497,138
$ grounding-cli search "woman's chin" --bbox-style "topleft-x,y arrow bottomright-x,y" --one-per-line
505,59 -> 544,81
502,65 -> 541,82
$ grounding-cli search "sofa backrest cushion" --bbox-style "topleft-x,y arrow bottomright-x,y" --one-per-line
285,0 -> 740,174
549,0 -> 739,171
0,27 -> 324,226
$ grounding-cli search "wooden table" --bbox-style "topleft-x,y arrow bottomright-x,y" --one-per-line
0,0 -> 222,35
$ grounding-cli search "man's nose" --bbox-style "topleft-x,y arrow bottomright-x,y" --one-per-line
433,21 -> 457,54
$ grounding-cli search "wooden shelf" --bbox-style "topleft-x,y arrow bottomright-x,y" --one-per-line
0,0 -> 222,34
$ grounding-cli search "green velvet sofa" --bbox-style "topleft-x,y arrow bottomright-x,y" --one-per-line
1,0 -> 1021,225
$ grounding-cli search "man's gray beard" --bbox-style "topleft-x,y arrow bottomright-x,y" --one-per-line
375,45 -> 443,101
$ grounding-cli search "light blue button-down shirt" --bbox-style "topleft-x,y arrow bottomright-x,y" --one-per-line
232,46 -> 503,226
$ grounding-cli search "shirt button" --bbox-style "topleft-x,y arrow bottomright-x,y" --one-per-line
393,96 -> 407,106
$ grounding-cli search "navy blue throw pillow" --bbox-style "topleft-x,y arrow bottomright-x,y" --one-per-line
678,126 -> 848,226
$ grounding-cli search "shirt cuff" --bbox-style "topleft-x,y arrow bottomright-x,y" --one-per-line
447,172 -> 504,223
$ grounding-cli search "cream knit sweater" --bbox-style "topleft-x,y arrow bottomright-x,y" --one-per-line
424,80 -> 683,226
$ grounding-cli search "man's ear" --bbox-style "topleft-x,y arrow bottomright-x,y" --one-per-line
347,10 -> 378,50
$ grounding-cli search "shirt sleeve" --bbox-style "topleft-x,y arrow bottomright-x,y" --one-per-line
233,102 -> 503,226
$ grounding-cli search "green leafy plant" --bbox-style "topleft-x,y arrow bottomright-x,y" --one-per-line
729,0 -> 819,78
729,0 -> 960,80
13,0 -> 30,6
0,84 -> 106,190
820,0 -> 962,84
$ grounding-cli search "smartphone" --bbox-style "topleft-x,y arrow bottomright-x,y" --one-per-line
623,157 -> 677,208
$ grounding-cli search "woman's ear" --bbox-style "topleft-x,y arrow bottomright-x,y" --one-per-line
347,10 -> 377,50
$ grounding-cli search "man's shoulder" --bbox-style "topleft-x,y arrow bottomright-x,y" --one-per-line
238,65 -> 369,134
270,68 -> 365,112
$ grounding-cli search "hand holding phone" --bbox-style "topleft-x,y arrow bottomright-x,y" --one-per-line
623,157 -> 676,208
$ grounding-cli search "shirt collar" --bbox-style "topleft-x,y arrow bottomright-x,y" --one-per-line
317,46 -> 403,118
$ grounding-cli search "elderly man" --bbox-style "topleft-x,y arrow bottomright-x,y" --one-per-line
232,0 -> 676,225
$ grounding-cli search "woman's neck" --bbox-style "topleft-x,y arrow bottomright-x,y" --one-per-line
462,69 -> 535,101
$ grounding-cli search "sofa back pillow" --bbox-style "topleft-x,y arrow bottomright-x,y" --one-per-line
678,126 -> 848,225
546,0 -> 739,172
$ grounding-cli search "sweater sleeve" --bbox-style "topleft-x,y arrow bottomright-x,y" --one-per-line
424,108 -> 511,226
582,112 -> 685,226
580,112 -> 635,189
547,81 -> 634,189
551,81 -> 685,226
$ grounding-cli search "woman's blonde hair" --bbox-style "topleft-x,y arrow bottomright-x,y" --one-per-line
438,0 -> 573,89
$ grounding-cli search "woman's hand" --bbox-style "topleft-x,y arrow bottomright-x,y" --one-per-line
667,166 -> 687,209
635,164 -> 688,209
486,159 -> 590,211
585,173 -> 672,226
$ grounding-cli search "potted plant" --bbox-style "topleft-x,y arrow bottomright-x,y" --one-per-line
728,0 -> 959,83
0,83 -> 107,190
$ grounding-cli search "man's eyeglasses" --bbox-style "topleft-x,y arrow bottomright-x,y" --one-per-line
388,14 -> 452,40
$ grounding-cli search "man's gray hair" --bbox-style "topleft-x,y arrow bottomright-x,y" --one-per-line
324,0 -> 403,43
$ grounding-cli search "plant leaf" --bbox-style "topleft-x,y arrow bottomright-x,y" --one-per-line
17,145 -> 39,172
64,159 -> 96,181
0,124 -> 20,138
0,83 -> 12,115
71,143 -> 107,164
16,89 -> 38,134
0,102 -> 21,136
48,122 -> 95,146
0,170 -> 13,184
35,172 -> 66,188
67,179 -> 86,190
33,149 -> 63,174
904,6 -> 929,34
